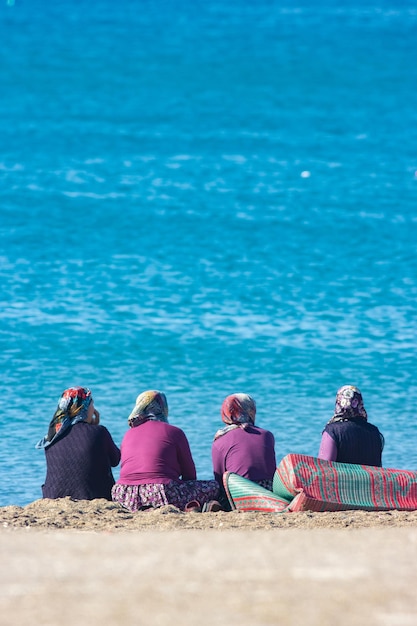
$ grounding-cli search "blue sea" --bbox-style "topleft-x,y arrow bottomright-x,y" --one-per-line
1,0 -> 417,507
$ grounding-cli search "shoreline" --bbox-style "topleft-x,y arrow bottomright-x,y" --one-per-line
2,497 -> 417,531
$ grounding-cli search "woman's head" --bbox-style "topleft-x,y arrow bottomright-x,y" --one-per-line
57,387 -> 92,418
47,387 -> 93,441
221,393 -> 256,426
331,385 -> 367,422
128,390 -> 168,428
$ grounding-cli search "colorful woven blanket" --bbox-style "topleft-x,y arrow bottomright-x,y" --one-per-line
223,473 -> 290,512
223,454 -> 417,513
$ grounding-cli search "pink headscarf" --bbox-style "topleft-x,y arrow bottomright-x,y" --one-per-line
214,393 -> 256,440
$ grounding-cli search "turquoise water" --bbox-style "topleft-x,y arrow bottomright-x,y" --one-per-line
1,0 -> 417,506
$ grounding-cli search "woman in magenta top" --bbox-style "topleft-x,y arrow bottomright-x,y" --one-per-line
112,390 -> 219,511
212,393 -> 277,496
318,385 -> 384,466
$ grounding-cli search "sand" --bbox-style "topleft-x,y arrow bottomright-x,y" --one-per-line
2,497 -> 417,530
1,499 -> 417,625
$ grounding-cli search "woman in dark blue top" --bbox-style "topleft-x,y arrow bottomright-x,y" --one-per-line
318,385 -> 384,467
36,387 -> 120,500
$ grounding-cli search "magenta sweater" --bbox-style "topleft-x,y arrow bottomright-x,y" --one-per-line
117,420 -> 197,485
212,425 -> 276,485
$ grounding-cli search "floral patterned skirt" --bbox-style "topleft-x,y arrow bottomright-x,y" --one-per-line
112,479 -> 219,512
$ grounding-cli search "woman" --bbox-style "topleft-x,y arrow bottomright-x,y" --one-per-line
212,393 -> 277,494
112,390 -> 219,511
36,387 -> 121,500
318,384 -> 384,466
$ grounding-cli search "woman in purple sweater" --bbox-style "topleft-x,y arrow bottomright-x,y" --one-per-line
36,387 -> 121,500
212,393 -> 277,498
318,385 -> 384,466
112,390 -> 219,511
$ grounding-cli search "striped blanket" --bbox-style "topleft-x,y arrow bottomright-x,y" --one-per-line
223,473 -> 290,512
223,454 -> 417,513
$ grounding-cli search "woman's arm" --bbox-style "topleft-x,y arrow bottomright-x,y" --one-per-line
318,431 -> 338,462
267,430 -> 277,468
102,427 -> 121,467
177,431 -> 197,480
211,440 -> 226,485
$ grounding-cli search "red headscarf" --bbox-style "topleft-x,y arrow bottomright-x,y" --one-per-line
214,393 -> 256,440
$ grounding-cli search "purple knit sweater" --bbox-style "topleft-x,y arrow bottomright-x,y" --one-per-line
42,422 -> 121,500
212,425 -> 276,485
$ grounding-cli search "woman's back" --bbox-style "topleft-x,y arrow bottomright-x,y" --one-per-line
318,385 -> 384,467
112,389 -> 219,511
118,420 -> 196,484
212,424 -> 276,483
212,393 -> 276,487
324,419 -> 383,466
43,422 -> 120,500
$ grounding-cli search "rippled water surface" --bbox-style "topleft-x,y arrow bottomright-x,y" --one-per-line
1,0 -> 417,505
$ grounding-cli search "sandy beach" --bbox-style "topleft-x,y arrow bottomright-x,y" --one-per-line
1,500 -> 417,625
3,497 -> 417,531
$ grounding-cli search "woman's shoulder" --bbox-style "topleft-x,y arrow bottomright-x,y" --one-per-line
163,421 -> 187,436
137,420 -> 185,435
81,422 -> 114,439
325,419 -> 382,434
323,421 -> 341,434
365,420 -> 383,435
252,424 -> 274,437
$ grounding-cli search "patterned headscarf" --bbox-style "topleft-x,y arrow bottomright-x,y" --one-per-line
128,390 -> 169,428
328,385 -> 368,424
214,393 -> 256,440
36,387 -> 93,449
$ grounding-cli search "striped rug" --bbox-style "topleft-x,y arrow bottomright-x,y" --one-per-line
223,455 -> 417,513
274,454 -> 417,512
223,472 -> 290,512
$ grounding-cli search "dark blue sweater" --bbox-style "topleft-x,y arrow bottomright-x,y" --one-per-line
42,422 -> 121,500
324,419 -> 383,467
